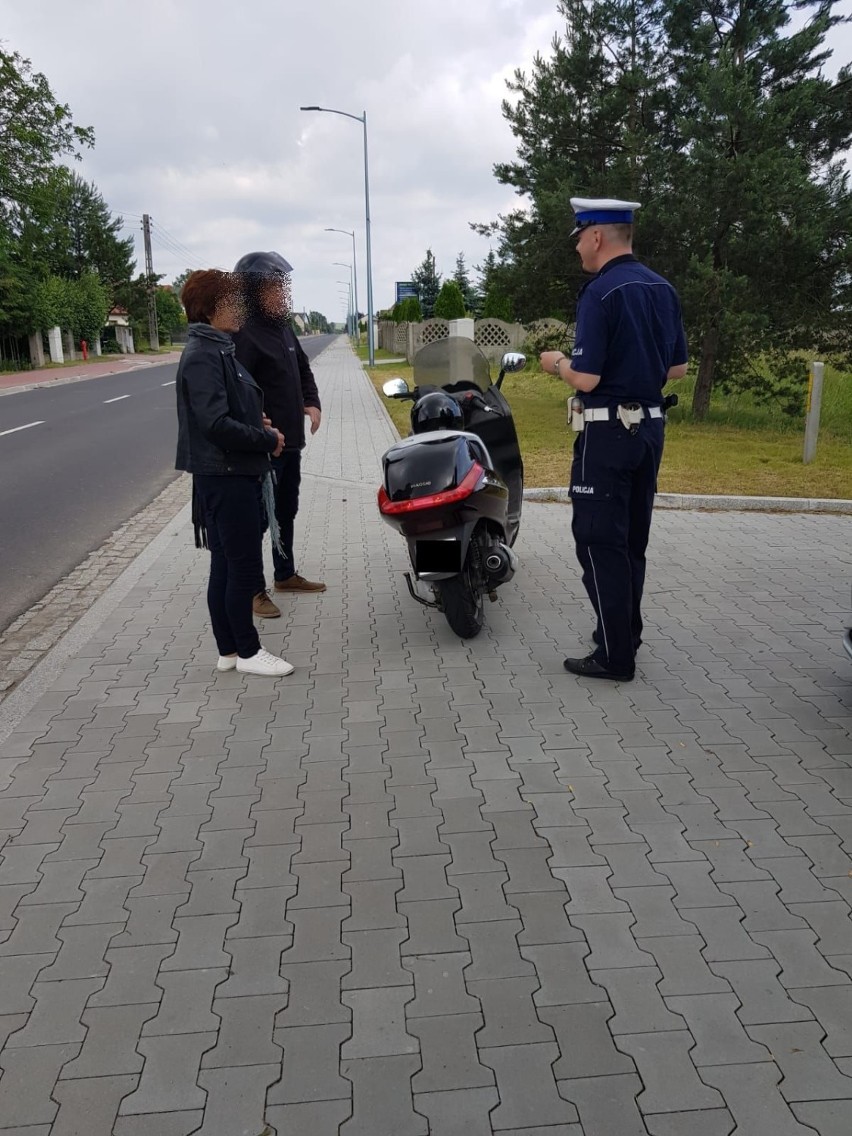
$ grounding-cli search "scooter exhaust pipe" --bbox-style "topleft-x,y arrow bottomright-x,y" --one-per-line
484,542 -> 518,584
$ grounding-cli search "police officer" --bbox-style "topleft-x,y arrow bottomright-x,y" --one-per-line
541,198 -> 688,681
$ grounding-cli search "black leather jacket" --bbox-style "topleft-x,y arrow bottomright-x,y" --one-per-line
175,324 -> 278,475
232,317 -> 320,451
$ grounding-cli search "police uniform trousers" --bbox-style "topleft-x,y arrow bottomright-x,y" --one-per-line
570,416 -> 664,673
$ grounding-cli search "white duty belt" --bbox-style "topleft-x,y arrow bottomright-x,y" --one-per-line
584,406 -> 663,422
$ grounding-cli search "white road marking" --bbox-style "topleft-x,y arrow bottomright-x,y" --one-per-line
104,395 -> 130,404
0,420 -> 45,437
162,381 -> 175,386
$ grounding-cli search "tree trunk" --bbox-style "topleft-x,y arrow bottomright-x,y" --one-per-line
628,0 -> 639,196
692,323 -> 719,419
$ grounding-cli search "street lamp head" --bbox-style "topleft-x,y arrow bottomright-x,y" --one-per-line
300,105 -> 322,111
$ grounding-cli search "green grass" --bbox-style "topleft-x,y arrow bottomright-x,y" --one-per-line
0,354 -> 104,374
666,364 -> 852,436
367,361 -> 852,499
354,341 -> 405,363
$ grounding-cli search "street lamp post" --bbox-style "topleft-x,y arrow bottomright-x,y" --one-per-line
336,280 -> 353,337
301,105 -> 375,365
333,262 -> 355,338
326,228 -> 359,344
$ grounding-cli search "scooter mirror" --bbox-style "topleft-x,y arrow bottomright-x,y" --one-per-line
500,352 -> 526,373
382,378 -> 410,398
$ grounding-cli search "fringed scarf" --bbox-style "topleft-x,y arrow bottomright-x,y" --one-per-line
261,468 -> 286,557
192,477 -> 208,550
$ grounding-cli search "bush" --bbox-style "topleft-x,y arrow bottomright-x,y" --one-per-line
522,321 -> 574,363
34,276 -> 72,330
391,297 -> 422,323
481,287 -> 514,322
433,280 -> 466,320
70,273 -> 110,344
101,338 -> 122,354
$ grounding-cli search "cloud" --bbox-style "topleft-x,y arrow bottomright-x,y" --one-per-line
3,0 -> 851,321
1,0 -> 566,317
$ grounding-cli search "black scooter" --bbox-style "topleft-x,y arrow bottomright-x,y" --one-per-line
377,337 -> 526,638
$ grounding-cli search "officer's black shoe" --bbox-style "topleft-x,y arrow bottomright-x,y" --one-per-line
592,629 -> 642,652
564,654 -> 635,682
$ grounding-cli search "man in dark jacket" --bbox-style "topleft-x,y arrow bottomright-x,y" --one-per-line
232,251 -> 326,617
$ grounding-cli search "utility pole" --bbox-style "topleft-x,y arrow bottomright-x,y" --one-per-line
142,214 -> 160,351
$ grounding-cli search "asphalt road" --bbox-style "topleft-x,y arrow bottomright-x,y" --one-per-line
0,333 -> 338,633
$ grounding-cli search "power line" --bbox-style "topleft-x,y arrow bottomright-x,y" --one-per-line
149,236 -> 204,272
150,230 -> 205,271
151,230 -> 198,265
149,220 -> 204,267
149,227 -> 198,263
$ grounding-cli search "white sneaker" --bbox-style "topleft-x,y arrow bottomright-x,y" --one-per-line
217,655 -> 238,672
236,648 -> 295,677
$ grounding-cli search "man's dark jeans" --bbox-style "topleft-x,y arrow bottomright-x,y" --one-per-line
262,450 -> 301,585
195,474 -> 263,658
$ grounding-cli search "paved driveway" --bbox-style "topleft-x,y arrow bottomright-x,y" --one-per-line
0,338 -> 850,1135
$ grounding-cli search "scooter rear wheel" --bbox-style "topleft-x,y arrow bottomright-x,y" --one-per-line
437,563 -> 484,639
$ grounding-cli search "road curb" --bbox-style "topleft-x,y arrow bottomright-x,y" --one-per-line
523,487 -> 852,514
0,353 -> 183,397
0,497 -> 192,745
356,356 -> 852,518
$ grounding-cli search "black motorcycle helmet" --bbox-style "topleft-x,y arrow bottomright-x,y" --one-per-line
233,251 -> 293,276
411,391 -> 464,434
233,251 -> 293,319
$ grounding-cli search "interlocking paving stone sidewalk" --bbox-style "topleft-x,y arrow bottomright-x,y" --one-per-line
0,336 -> 850,1134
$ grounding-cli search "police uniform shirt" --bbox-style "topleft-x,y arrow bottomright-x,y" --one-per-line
571,255 -> 688,408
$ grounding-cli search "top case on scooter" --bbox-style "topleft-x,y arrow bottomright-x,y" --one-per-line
382,430 -> 493,503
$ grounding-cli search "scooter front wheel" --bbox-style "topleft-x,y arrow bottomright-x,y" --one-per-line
437,568 -> 484,639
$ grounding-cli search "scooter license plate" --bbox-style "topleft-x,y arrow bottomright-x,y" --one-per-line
415,539 -> 462,574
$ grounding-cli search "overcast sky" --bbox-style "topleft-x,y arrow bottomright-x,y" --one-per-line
2,0 -> 851,325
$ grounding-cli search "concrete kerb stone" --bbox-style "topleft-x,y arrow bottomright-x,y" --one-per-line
525,487 -> 852,515
0,352 -> 185,398
0,501 -> 192,747
359,357 -> 852,517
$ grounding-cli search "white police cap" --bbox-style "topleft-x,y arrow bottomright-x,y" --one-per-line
570,197 -> 641,236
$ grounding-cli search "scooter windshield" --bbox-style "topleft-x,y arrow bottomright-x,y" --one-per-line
412,338 -> 492,393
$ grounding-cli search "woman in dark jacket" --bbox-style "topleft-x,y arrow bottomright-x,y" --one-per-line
175,270 -> 293,677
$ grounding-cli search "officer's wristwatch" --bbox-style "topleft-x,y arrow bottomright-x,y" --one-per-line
554,356 -> 565,375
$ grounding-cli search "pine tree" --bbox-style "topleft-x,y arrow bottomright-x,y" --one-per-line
452,252 -> 476,312
19,168 -> 135,288
480,0 -> 852,416
474,249 -> 514,320
411,249 -> 442,318
433,281 -> 466,319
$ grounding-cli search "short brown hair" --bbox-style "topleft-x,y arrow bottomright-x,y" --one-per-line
180,270 -> 239,323
606,223 -> 634,244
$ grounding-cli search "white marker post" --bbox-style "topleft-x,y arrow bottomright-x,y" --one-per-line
803,361 -> 825,464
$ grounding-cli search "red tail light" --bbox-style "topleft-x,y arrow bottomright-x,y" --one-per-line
378,461 -> 484,516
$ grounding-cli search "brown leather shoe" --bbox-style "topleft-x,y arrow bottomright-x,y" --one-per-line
252,590 -> 282,618
274,574 -> 327,593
